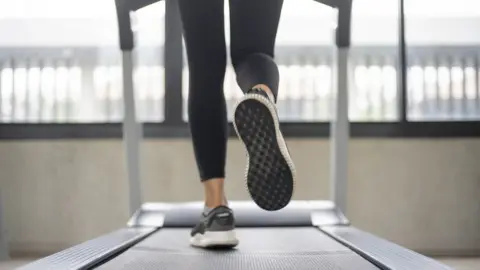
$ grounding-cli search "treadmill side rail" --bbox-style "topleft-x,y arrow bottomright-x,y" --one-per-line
128,200 -> 350,228
18,228 -> 155,270
320,226 -> 454,270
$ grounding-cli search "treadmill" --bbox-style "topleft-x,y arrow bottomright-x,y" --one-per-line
20,0 -> 453,269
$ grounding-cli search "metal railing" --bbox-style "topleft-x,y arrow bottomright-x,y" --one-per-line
0,45 -> 479,123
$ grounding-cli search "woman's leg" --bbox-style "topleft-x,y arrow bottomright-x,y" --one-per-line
229,0 -> 296,211
229,0 -> 283,100
178,0 -> 238,248
178,0 -> 228,208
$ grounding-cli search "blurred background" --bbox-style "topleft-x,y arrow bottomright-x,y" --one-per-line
0,0 -> 480,269
0,0 -> 479,123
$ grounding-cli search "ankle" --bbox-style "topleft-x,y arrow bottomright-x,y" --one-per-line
205,201 -> 226,208
205,195 -> 228,209
203,178 -> 227,208
251,84 -> 275,102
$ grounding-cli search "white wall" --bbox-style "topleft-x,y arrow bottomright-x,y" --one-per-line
1,138 -> 480,256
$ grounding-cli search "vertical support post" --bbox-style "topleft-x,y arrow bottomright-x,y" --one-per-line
331,47 -> 349,214
116,0 -> 152,217
115,0 -> 163,216
398,0 -> 408,122
330,0 -> 352,215
122,51 -> 143,217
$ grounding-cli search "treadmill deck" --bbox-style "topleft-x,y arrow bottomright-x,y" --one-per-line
98,228 -> 380,270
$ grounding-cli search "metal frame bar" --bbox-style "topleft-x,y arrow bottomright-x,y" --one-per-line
330,0 -> 352,215
321,226 -> 454,270
2,121 -> 480,140
127,200 -> 348,228
18,228 -> 156,270
313,0 -> 338,8
121,51 -> 143,217
331,46 -> 349,214
115,0 -> 165,216
398,0 -> 408,122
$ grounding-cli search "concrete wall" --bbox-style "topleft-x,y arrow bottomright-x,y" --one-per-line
1,138 -> 480,257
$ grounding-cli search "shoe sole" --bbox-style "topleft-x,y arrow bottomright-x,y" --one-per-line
190,230 -> 239,248
233,94 -> 296,211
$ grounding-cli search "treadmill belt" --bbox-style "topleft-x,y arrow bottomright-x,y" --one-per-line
97,228 -> 380,269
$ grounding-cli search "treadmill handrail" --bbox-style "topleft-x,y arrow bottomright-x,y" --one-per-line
115,0 -> 164,51
115,0 -> 352,51
114,0 -> 353,215
128,0 -> 163,11
313,0 -> 338,8
336,0 -> 352,48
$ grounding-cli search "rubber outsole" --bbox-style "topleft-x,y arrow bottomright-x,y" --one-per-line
233,95 -> 295,211
190,231 -> 239,248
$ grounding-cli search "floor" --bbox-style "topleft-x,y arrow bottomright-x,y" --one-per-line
1,257 -> 479,270
0,259 -> 35,270
436,258 -> 480,270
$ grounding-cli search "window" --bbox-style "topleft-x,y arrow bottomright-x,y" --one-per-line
1,0 -> 479,138
0,0 -> 165,123
350,0 -> 399,121
405,0 -> 480,121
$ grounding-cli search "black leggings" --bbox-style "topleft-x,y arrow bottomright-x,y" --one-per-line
179,0 -> 283,181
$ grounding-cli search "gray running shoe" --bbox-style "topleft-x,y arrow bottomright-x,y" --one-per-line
190,206 -> 239,248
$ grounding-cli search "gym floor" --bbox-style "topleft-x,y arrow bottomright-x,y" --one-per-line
1,257 -> 479,270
